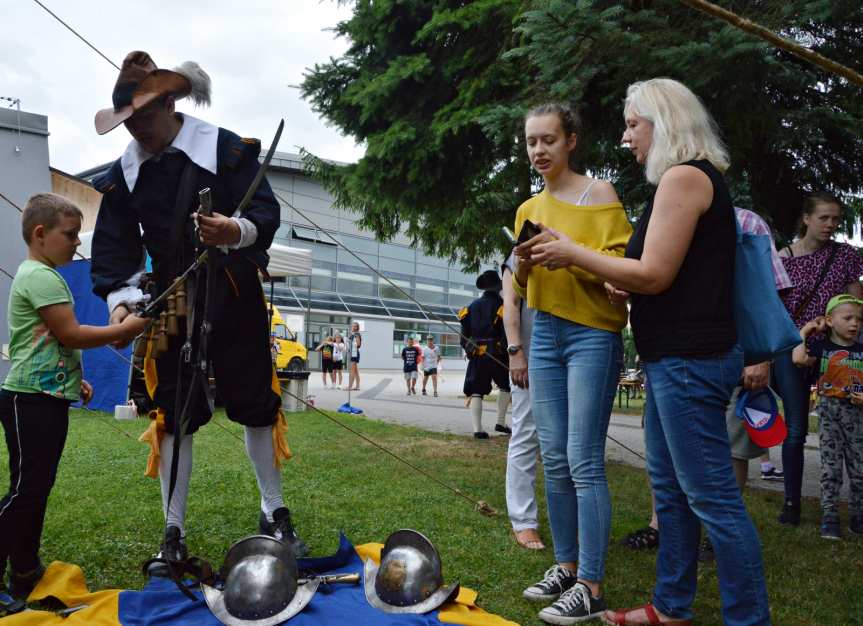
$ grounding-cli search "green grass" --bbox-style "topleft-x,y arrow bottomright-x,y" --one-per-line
6,408 -> 862,625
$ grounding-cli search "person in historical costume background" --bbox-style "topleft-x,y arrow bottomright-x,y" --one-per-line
90,51 -> 307,569
459,269 -> 511,439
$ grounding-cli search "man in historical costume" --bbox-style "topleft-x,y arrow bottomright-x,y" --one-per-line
459,269 -> 512,439
90,51 -> 307,568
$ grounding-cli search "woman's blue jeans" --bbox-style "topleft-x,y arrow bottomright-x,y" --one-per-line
644,348 -> 770,625
771,351 -> 810,506
529,312 -> 621,582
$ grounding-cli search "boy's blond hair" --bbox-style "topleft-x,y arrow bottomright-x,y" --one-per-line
22,193 -> 83,244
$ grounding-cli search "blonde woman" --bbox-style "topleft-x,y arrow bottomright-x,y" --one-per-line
529,79 -> 769,626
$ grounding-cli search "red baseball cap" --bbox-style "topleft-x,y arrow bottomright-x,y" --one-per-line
735,388 -> 788,448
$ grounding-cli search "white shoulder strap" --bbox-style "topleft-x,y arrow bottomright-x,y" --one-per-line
577,180 -> 597,205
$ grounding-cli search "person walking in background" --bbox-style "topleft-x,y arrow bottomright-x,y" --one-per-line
459,269 -> 512,440
527,79 -> 770,625
402,337 -> 422,395
792,294 -> 863,540
502,254 -> 545,551
332,333 -> 345,388
421,336 -> 442,397
514,103 -> 630,623
315,336 -> 335,387
774,192 -> 863,526
348,321 -> 362,391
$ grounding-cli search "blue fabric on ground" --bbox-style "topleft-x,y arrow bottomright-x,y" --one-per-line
118,534 -> 451,625
57,260 -> 132,414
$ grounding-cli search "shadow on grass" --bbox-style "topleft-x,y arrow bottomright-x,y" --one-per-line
2,409 -> 860,625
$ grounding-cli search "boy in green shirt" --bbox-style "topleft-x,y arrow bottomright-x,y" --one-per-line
0,193 -> 146,605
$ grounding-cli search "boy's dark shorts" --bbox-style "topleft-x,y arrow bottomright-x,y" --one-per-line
322,360 -> 334,373
152,258 -> 280,435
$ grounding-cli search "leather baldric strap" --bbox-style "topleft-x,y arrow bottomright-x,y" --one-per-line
162,160 -> 199,290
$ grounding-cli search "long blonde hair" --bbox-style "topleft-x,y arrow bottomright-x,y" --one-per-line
624,78 -> 729,185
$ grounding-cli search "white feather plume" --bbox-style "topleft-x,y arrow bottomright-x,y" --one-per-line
173,61 -> 211,107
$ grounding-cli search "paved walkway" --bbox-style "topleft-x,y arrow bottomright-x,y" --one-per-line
299,369 -> 844,501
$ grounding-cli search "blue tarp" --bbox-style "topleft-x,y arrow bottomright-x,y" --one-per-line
57,259 -> 131,414
118,535 -> 459,626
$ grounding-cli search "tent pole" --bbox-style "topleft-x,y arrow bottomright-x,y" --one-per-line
305,278 -> 311,372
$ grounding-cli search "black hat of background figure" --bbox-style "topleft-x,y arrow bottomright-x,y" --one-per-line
476,270 -> 502,292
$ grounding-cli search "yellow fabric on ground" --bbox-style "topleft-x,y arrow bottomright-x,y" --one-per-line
138,408 -> 166,479
2,561 -> 120,626
513,191 -> 631,333
355,543 -> 520,626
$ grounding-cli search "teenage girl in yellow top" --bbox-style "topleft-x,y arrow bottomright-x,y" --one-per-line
513,103 -> 631,623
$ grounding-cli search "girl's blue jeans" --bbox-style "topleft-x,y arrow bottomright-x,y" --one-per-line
529,311 -> 621,582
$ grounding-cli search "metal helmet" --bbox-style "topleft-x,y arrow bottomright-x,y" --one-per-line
201,535 -> 319,626
363,529 -> 459,614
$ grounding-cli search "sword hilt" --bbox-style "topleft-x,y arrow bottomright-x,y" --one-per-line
299,572 -> 360,586
198,187 -> 213,217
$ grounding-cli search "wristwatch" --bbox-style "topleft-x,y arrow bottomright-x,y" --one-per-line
507,344 -> 522,355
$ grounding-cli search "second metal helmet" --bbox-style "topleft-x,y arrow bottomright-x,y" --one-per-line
363,529 -> 459,614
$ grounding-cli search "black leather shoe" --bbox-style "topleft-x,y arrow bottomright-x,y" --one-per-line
260,508 -> 309,558
474,431 -> 489,439
495,424 -> 512,435
778,502 -> 801,526
8,562 -> 45,600
146,526 -> 188,578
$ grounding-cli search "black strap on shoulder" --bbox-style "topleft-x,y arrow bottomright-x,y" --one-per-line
162,160 -> 199,289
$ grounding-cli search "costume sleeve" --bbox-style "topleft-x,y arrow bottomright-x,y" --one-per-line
225,137 -> 280,252
91,180 -> 146,303
458,306 -> 471,352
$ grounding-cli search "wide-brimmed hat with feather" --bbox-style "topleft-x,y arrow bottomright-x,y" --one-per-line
94,50 -> 211,135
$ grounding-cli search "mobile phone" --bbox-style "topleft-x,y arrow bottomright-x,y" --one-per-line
517,219 -> 541,245
501,226 -> 517,245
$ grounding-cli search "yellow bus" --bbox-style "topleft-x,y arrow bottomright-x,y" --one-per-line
269,303 -> 307,373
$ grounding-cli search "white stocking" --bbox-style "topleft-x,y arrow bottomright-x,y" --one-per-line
244,425 -> 284,522
159,433 -> 193,534
470,395 -> 484,432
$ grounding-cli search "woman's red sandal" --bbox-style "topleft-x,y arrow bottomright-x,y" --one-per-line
602,603 -> 693,626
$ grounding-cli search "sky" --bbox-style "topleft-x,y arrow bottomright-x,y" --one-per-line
0,0 -> 365,174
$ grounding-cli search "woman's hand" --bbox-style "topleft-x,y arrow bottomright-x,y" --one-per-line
80,380 -> 93,405
514,226 -> 555,260
850,391 -> 863,406
530,226 -> 577,271
509,351 -> 529,389
604,282 -> 630,305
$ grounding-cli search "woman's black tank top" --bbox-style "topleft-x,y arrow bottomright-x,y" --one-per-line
625,160 -> 736,361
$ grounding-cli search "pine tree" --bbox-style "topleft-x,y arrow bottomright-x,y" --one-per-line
301,0 -> 863,266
